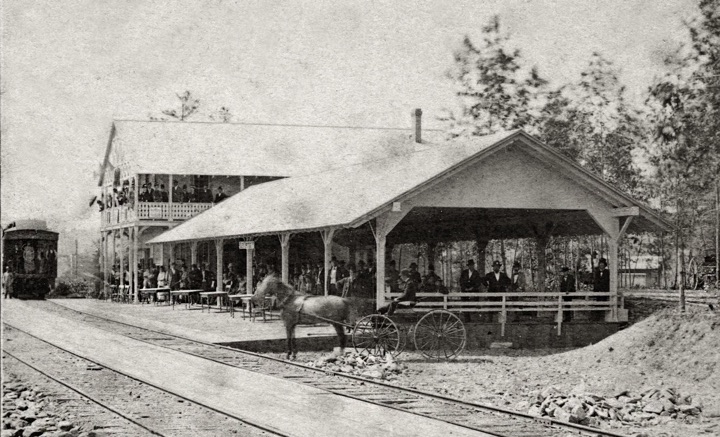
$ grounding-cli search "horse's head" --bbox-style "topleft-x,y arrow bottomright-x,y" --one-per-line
251,274 -> 295,307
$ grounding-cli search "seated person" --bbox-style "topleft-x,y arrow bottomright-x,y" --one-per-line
378,269 -> 417,316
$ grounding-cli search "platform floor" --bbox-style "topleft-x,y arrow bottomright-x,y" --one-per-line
2,300 -> 490,437
49,298 -> 336,344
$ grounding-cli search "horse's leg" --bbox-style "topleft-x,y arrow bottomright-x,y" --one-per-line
285,320 -> 295,360
291,323 -> 298,360
333,323 -> 346,356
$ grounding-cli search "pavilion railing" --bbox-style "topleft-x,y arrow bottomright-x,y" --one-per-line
102,203 -> 214,226
384,291 -> 617,336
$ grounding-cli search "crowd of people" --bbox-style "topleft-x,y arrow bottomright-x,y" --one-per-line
97,180 -> 229,211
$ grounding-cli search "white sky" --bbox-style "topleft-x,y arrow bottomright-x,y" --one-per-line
0,0 -> 697,253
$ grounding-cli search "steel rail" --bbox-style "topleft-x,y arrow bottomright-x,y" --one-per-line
2,322 -> 291,437
45,300 -> 630,437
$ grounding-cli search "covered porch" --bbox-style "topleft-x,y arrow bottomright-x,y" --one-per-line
147,130 -> 671,335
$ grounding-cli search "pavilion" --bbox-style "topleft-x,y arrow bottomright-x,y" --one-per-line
147,110 -> 671,323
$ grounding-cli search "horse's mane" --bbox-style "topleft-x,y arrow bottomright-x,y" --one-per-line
257,274 -> 301,306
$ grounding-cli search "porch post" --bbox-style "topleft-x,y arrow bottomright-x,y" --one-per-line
320,229 -> 335,296
132,226 -> 139,303
245,238 -> 254,293
168,244 -> 175,269
110,230 -> 116,283
279,233 -> 292,283
190,241 -> 198,266
119,228 -> 125,288
373,207 -> 411,309
103,231 -> 109,297
375,232 -> 387,310
215,238 -> 224,292
608,237 -> 619,321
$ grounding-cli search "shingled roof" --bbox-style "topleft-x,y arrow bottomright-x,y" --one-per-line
147,130 -> 672,245
99,120 -> 445,184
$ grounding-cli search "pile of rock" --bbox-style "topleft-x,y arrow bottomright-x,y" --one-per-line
522,386 -> 703,428
306,351 -> 405,380
2,380 -> 77,437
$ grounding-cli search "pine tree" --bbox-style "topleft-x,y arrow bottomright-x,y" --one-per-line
443,15 -> 548,137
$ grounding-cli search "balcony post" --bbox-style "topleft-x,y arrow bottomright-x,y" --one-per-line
169,174 -> 174,221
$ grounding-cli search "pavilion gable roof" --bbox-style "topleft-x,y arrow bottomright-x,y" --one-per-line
147,129 -> 672,245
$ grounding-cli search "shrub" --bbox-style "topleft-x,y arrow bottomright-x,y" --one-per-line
49,277 -> 100,299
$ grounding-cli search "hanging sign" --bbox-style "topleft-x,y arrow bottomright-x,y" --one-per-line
238,241 -> 255,250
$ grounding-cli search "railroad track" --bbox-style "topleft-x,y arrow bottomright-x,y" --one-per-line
13,300 -> 630,437
3,325 -> 286,437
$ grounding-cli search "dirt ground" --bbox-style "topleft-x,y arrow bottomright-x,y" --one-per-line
300,305 -> 720,437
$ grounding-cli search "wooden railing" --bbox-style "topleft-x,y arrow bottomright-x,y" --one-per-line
102,203 -> 213,226
384,291 -> 616,336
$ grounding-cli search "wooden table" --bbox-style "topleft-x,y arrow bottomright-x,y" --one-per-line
228,294 -> 254,319
171,290 -> 202,309
199,291 -> 229,313
139,287 -> 170,304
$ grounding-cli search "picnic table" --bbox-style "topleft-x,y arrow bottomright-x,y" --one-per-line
171,289 -> 202,309
110,285 -> 131,303
199,291 -> 229,313
138,287 -> 171,305
228,294 -> 254,319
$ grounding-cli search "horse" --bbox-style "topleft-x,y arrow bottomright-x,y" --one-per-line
251,275 -> 354,360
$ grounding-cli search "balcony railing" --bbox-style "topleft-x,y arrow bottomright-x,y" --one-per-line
102,202 -> 213,226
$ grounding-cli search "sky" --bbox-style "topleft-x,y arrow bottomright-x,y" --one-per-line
0,0 -> 699,255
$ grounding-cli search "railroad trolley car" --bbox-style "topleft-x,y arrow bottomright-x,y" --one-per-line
2,220 -> 58,299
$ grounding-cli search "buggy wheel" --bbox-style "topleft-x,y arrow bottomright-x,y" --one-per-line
352,314 -> 401,358
413,310 -> 466,360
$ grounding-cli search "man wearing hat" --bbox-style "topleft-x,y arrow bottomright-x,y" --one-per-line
408,262 -> 421,285
484,260 -> 510,293
593,258 -> 610,298
459,259 -> 483,293
560,266 -> 576,321
510,261 -> 526,292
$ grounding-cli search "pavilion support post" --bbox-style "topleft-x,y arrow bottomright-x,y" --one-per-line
373,208 -> 411,309
245,238 -> 254,293
474,235 -> 490,276
190,241 -> 198,266
279,233 -> 292,283
531,222 -> 554,292
321,229 -> 336,296
133,226 -> 139,303
588,208 -> 634,322
375,233 -> 387,309
426,241 -> 437,273
168,244 -> 175,269
215,239 -> 224,292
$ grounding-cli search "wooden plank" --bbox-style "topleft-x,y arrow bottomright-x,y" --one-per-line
610,206 -> 640,217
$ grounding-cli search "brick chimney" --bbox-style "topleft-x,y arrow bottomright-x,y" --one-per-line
412,108 -> 422,143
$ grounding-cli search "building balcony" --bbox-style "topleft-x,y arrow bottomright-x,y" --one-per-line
101,202 -> 214,227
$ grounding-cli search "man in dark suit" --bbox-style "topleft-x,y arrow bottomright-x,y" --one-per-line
315,261 -> 325,295
408,262 -> 422,285
214,186 -> 228,203
172,180 -> 183,203
593,257 -> 610,299
459,259 -> 483,322
201,263 -> 215,291
483,260 -> 510,293
560,266 -> 576,321
460,259 -> 483,292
